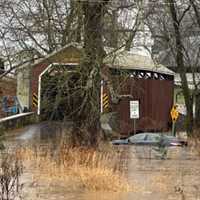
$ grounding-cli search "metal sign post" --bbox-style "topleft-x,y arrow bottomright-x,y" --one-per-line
172,121 -> 176,137
130,100 -> 139,135
133,119 -> 136,135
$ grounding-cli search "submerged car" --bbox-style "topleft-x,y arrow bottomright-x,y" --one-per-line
111,133 -> 187,146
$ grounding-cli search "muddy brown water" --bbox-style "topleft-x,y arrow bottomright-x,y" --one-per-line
5,122 -> 200,200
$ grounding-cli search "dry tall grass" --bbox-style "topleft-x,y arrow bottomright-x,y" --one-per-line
17,144 -> 131,192
187,129 -> 200,152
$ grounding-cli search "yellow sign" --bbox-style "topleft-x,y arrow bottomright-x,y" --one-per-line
103,93 -> 109,111
32,93 -> 38,107
170,105 -> 179,122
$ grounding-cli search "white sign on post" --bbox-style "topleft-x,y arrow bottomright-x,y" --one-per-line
130,100 -> 139,119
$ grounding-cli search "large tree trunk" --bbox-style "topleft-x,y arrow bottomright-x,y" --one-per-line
168,0 -> 193,133
195,92 -> 200,128
110,10 -> 118,48
71,1 -> 107,147
190,0 -> 200,129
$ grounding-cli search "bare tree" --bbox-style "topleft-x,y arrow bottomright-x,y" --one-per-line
0,0 -> 153,145
188,0 -> 200,128
167,0 -> 193,133
0,0 -> 82,76
146,0 -> 200,133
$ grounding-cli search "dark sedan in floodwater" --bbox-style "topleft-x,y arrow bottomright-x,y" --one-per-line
111,133 -> 187,147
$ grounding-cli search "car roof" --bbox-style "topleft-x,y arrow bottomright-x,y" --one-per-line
132,133 -> 161,136
129,133 -> 175,138
129,132 -> 178,137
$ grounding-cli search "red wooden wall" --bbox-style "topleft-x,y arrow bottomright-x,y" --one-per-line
112,78 -> 174,135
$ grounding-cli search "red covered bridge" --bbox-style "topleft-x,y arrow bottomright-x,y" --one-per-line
17,43 -> 174,135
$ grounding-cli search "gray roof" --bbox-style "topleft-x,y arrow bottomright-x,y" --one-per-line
19,43 -> 174,76
104,50 -> 175,76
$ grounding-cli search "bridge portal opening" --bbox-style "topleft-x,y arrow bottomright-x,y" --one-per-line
39,64 -> 78,120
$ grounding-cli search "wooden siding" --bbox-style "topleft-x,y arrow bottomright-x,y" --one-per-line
112,78 -> 174,135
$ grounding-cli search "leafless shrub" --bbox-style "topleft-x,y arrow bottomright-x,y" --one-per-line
0,152 -> 23,200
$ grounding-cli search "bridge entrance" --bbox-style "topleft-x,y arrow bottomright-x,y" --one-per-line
38,63 -> 78,119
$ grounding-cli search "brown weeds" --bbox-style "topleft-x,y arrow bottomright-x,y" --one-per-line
17,145 -> 131,192
187,129 -> 200,155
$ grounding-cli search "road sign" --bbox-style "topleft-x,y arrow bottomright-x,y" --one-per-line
130,100 -> 139,119
32,93 -> 38,107
103,93 -> 109,111
170,105 -> 179,122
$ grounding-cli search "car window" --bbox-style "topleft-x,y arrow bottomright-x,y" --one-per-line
147,134 -> 160,142
164,135 -> 178,141
128,134 -> 146,143
164,135 -> 175,139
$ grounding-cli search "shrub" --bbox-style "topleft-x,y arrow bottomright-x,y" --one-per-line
0,152 -> 23,200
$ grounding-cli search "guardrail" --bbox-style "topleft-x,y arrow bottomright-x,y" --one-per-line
0,112 -> 35,129
0,112 -> 34,123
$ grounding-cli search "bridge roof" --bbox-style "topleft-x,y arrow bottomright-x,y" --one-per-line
104,50 -> 174,76
19,43 -> 174,76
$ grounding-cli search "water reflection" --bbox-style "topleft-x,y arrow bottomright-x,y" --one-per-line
16,121 -> 63,144
30,192 -> 128,200
6,122 -> 200,200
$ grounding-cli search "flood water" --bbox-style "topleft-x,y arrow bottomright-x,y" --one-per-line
5,122 -> 200,200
